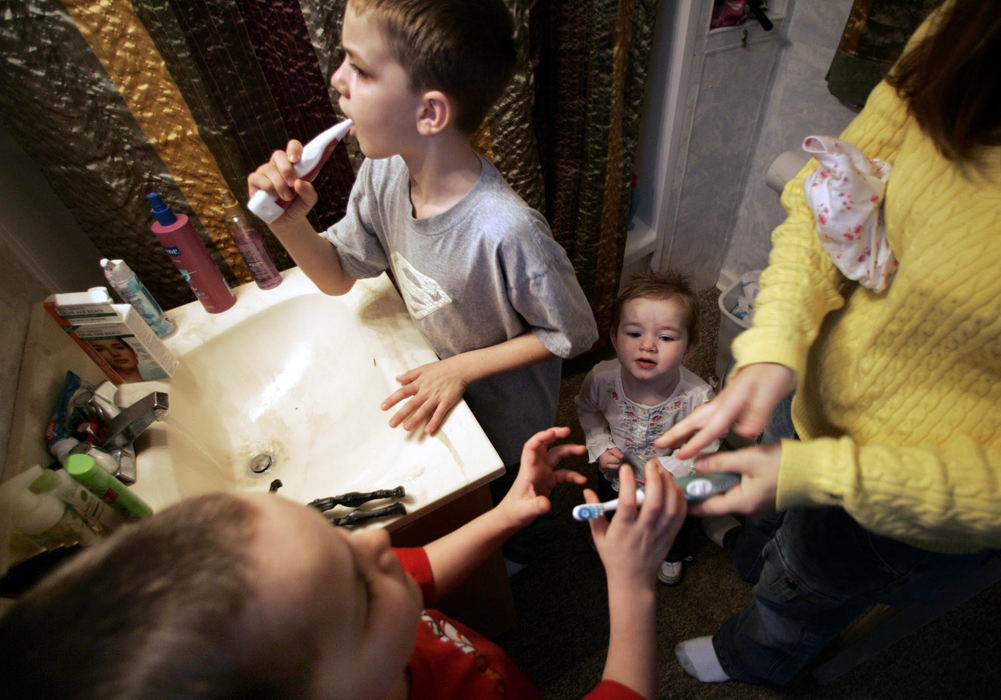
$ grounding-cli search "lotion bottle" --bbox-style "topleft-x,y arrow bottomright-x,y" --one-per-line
30,466 -> 126,535
247,118 -> 352,223
222,195 -> 283,289
101,258 -> 176,337
147,193 -> 236,313
9,465 -> 100,551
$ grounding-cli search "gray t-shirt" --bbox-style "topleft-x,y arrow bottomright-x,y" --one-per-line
322,154 -> 597,463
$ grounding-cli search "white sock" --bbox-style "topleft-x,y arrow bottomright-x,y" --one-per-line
700,515 -> 741,548
675,636 -> 731,682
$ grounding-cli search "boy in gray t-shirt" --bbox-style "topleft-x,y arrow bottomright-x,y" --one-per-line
248,0 -> 597,466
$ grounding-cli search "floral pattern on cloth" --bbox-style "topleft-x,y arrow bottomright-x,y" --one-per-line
802,135 -> 897,292
609,385 -> 687,473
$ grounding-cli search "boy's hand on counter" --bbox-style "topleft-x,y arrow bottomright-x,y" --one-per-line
381,356 -> 469,435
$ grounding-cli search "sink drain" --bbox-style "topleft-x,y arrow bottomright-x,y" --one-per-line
249,453 -> 274,475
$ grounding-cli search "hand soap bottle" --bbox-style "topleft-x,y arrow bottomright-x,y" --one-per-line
147,193 -> 236,313
222,195 -> 283,289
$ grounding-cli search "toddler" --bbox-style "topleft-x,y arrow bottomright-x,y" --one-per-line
576,271 -> 719,584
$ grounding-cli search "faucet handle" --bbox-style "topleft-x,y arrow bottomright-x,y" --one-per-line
99,391 -> 169,450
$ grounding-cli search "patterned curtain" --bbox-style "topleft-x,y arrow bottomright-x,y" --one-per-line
826,0 -> 939,108
0,0 -> 657,338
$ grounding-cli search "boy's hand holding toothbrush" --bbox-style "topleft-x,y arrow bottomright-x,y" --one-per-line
586,461 -> 686,698
246,121 -> 356,297
247,139 -> 321,226
585,463 -> 687,589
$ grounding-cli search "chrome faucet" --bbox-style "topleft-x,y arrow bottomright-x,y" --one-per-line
99,392 -> 169,450
82,391 -> 169,484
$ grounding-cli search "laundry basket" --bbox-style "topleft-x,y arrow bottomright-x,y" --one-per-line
715,271 -> 760,381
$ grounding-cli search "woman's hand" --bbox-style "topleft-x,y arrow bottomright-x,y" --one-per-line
688,442 -> 782,517
655,362 -> 796,459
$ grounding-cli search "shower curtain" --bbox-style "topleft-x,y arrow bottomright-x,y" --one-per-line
0,0 -> 657,339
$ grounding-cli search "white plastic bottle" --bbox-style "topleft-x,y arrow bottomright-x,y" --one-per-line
30,466 -> 126,535
9,465 -> 100,551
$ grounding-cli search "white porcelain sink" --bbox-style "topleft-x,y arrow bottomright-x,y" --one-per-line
123,268 -> 503,528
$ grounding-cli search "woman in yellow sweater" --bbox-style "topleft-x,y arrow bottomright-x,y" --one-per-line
659,0 -> 1001,685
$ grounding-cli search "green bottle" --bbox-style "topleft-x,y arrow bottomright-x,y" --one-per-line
64,454 -> 153,520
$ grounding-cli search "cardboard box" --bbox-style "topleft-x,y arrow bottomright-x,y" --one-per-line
43,288 -> 178,384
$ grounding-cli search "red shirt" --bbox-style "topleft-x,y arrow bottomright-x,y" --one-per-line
395,548 -> 643,699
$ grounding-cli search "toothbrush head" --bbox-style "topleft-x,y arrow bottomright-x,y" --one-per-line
572,503 -> 605,521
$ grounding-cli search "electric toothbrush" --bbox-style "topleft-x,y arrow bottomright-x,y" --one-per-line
572,491 -> 646,521
247,118 -> 353,223
572,472 -> 741,521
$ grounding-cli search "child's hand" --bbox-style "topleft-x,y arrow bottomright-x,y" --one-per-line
587,463 -> 686,589
381,356 -> 469,435
246,140 -> 318,224
598,447 -> 626,474
499,427 -> 587,529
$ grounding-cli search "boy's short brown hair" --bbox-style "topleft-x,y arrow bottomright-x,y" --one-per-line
349,0 -> 517,134
0,494 -> 318,698
611,271 -> 700,348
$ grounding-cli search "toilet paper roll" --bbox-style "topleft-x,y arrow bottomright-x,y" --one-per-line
766,150 -> 811,193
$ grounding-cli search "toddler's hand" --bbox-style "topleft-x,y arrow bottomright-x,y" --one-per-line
598,447 -> 626,475
499,427 -> 587,528
381,356 -> 468,435
588,464 -> 686,589
246,140 -> 318,224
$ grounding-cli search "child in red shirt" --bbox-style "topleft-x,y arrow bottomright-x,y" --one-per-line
2,428 -> 686,698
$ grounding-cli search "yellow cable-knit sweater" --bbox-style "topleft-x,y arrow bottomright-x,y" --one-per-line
732,76 -> 1001,554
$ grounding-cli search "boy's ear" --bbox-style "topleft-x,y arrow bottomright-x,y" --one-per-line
416,90 -> 452,136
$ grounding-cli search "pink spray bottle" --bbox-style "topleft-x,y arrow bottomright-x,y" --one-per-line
147,193 -> 236,313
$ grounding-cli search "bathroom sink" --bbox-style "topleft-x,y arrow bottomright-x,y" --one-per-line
124,268 -> 503,527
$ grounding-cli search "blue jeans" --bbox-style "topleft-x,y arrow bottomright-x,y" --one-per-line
713,506 -> 994,685
720,393 -> 795,583
713,395 -> 996,684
